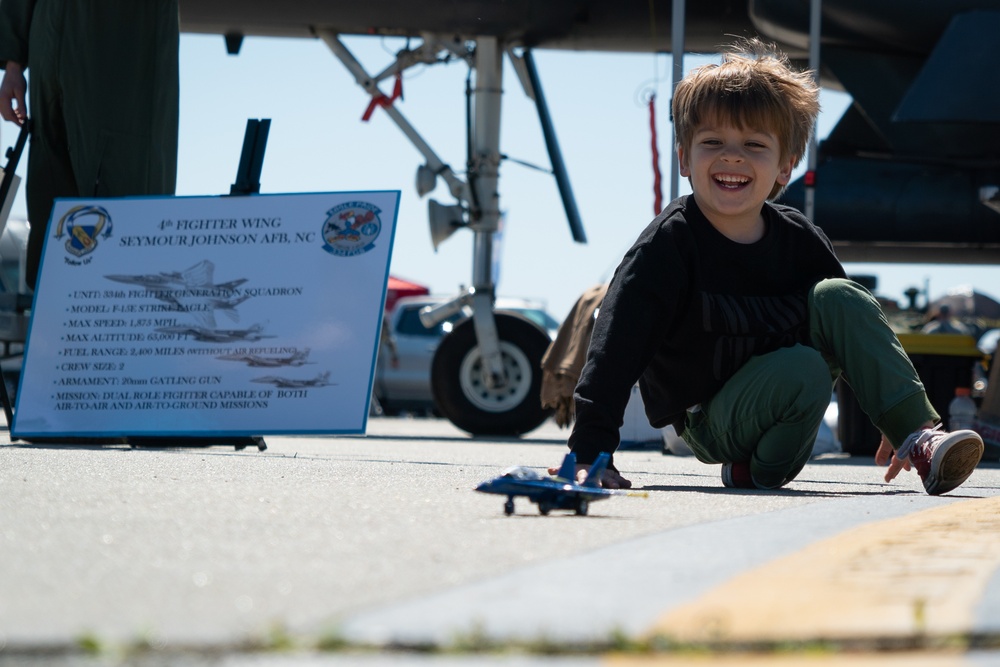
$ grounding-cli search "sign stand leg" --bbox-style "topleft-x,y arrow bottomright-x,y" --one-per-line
130,120 -> 273,453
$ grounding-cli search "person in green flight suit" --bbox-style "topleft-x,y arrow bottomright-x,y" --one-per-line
0,0 -> 179,289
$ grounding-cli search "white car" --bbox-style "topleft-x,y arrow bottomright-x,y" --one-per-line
373,295 -> 558,417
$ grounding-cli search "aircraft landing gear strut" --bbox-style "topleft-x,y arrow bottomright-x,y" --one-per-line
319,32 -> 553,436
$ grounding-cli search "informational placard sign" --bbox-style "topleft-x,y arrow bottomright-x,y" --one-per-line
12,191 -> 399,438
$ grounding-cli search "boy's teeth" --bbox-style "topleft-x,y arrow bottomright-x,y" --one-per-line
716,175 -> 748,184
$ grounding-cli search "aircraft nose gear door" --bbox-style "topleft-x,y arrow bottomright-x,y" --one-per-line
321,33 -> 553,436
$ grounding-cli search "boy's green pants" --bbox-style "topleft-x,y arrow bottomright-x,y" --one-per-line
681,278 -> 938,489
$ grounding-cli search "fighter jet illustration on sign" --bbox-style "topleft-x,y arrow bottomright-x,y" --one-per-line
250,371 -> 333,389
208,293 -> 252,318
154,322 -> 274,343
475,452 -> 630,516
216,347 -> 311,367
106,260 -> 251,328
105,259 -> 247,296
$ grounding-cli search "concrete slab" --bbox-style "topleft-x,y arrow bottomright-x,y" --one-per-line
2,416 -> 999,665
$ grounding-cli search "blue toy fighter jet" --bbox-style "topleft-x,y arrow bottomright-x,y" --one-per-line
475,452 -> 618,516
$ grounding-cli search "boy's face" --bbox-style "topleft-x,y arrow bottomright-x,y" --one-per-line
677,119 -> 795,230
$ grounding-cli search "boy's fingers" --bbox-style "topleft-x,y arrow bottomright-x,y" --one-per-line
546,463 -> 632,489
876,433 -> 915,483
597,470 -> 631,489
883,454 -> 910,483
545,465 -> 588,481
874,436 -> 893,466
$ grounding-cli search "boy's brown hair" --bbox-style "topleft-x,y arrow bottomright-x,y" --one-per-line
672,38 -> 820,199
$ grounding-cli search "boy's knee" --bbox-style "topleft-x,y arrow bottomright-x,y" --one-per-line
779,343 -> 826,371
783,346 -> 831,405
812,277 -> 869,301
810,278 -> 880,316
757,345 -> 830,411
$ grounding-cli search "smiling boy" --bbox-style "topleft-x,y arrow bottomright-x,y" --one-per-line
559,38 -> 983,494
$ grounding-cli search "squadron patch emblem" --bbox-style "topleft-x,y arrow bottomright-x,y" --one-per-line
321,201 -> 382,257
54,205 -> 113,265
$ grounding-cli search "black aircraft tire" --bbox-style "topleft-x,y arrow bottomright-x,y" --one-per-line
431,312 -> 553,436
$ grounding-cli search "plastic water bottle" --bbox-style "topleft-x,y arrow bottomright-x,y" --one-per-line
948,387 -> 978,432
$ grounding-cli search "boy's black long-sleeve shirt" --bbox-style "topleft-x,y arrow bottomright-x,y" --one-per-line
567,196 -> 847,465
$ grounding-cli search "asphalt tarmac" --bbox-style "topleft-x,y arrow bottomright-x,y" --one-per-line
3,416 -> 1000,666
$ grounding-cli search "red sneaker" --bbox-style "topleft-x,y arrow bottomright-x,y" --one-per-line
896,424 -> 984,495
721,461 -> 755,489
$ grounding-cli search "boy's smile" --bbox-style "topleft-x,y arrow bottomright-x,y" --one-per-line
678,122 -> 795,242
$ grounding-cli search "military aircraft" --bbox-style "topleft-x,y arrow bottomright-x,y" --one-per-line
251,371 -> 333,389
216,347 -> 311,367
148,290 -> 249,330
154,322 -> 274,343
107,261 -> 251,328
178,1 -> 1000,436
106,259 -> 248,295
208,293 -> 251,320
476,451 -> 626,516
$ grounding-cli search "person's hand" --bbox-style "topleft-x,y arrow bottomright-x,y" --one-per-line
547,463 -> 632,489
0,62 -> 27,125
875,432 -> 910,482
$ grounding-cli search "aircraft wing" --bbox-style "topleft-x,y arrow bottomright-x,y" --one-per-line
178,0 -> 761,55
179,1 -> 983,58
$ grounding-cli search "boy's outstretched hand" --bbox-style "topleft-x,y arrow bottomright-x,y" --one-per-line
547,463 -> 633,489
875,433 -> 911,482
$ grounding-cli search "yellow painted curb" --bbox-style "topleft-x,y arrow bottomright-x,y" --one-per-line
645,497 -> 1000,644
606,651 -> 967,666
